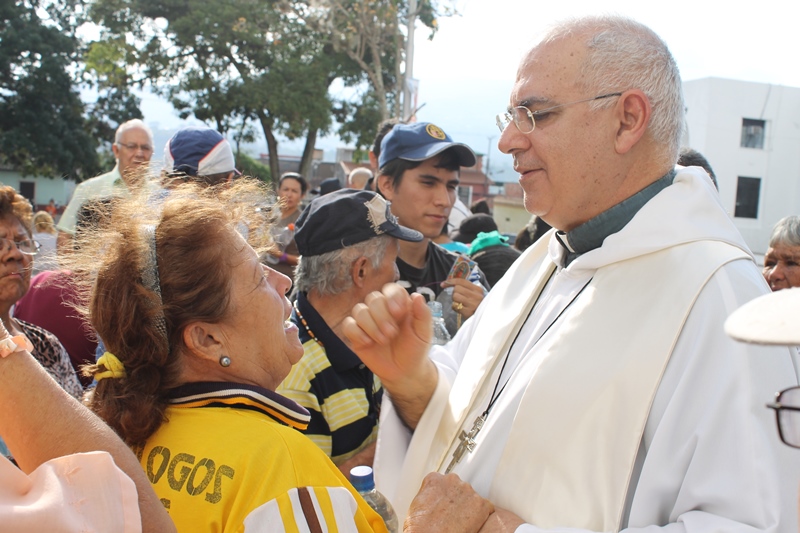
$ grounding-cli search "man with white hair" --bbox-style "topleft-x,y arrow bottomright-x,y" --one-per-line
57,119 -> 154,249
348,167 -> 373,190
344,15 -> 797,532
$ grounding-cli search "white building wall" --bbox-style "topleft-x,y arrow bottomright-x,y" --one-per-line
683,78 -> 800,255
493,197 -> 530,235
0,170 -> 77,208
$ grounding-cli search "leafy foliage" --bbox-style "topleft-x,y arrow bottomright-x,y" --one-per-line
296,0 -> 449,148
0,0 -> 100,178
88,0 -> 356,177
0,0 -> 147,180
236,152 -> 272,184
81,0 -> 453,178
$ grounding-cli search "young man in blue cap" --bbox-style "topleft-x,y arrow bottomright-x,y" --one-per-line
278,188 -> 423,475
376,122 -> 488,330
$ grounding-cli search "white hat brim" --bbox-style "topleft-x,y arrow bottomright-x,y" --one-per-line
725,287 -> 800,345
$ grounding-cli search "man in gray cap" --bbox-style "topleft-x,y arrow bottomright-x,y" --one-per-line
277,188 -> 422,476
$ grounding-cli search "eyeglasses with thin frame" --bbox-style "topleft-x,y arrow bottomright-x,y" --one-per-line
0,237 -> 40,256
767,386 -> 800,449
116,142 -> 154,154
496,92 -> 624,134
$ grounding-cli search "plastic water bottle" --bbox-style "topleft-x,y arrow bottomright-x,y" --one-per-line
350,466 -> 399,533
468,265 -> 483,287
265,223 -> 295,264
428,300 -> 452,345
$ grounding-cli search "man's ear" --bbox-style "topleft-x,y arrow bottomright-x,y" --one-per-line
614,89 -> 651,155
182,321 -> 225,364
111,142 -> 120,161
351,256 -> 369,288
377,174 -> 394,201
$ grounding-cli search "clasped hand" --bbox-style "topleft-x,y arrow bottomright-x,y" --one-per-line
404,473 -> 524,532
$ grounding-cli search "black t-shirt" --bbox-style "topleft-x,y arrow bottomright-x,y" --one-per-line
397,241 -> 488,335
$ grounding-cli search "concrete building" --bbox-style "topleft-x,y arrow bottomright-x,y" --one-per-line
683,77 -> 800,256
0,166 -> 76,214
492,180 -> 529,235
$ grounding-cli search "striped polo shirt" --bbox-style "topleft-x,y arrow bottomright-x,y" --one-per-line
278,292 -> 383,465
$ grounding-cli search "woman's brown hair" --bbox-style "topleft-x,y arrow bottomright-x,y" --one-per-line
69,178 -> 275,450
0,186 -> 33,234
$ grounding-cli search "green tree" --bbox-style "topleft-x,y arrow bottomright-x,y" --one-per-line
236,152 -> 272,183
295,0 -> 448,149
86,0 -> 450,179
83,33 -> 144,167
89,0 -> 352,179
0,0 -> 100,179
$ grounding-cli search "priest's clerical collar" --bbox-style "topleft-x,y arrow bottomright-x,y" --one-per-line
555,169 -> 676,267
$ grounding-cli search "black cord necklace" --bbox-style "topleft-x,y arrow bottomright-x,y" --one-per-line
445,274 -> 593,473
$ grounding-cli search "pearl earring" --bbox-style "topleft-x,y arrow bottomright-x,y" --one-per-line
219,355 -> 231,367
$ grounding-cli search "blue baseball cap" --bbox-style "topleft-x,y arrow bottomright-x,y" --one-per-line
164,127 -> 239,177
378,122 -> 477,169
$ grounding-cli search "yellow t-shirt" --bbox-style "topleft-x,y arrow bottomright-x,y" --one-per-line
139,382 -> 387,532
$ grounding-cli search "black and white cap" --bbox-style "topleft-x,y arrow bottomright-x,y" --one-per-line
294,189 -> 423,257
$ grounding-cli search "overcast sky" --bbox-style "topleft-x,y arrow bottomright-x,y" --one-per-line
141,0 -> 797,179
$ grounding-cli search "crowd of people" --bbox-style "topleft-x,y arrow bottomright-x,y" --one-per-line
2,13 -> 800,533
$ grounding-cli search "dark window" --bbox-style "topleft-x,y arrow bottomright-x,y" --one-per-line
734,176 -> 761,219
19,182 -> 35,203
741,118 -> 765,149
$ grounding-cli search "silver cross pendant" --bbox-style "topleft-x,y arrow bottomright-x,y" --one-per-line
445,413 -> 486,474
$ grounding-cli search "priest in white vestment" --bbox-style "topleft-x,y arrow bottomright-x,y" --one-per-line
344,15 -> 799,533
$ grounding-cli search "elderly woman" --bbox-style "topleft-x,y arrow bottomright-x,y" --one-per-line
763,215 -> 800,291
74,180 -> 385,532
0,186 -> 82,400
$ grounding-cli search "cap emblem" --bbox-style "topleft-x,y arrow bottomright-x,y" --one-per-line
426,124 -> 446,140
365,196 -> 390,234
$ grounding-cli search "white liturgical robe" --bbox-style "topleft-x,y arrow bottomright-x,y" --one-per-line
374,168 -> 800,532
